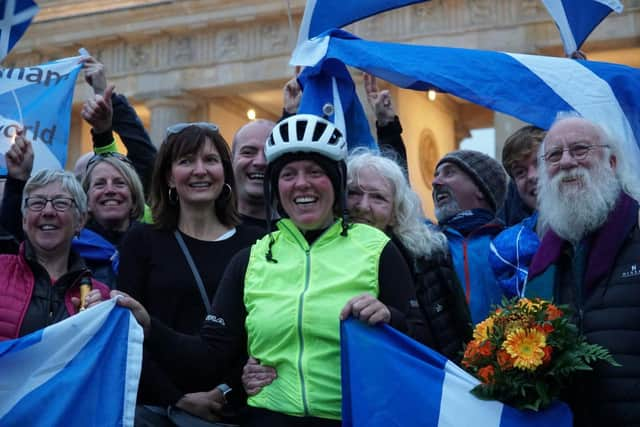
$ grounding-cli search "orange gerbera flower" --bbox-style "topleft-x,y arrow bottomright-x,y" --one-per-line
545,304 -> 563,321
473,317 -> 495,341
477,365 -> 495,384
503,327 -> 547,371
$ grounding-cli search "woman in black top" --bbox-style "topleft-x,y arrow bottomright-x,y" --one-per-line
117,123 -> 261,424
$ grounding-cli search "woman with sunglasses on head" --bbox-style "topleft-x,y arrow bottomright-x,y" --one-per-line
117,122 -> 262,426
0,159 -> 109,340
72,152 -> 146,288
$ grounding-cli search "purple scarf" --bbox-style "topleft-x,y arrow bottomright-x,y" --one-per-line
528,192 -> 638,291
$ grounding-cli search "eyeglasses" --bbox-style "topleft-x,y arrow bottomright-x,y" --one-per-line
540,143 -> 609,164
86,152 -> 133,171
25,196 -> 76,212
166,122 -> 220,137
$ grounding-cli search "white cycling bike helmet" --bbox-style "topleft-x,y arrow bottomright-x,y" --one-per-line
265,114 -> 347,164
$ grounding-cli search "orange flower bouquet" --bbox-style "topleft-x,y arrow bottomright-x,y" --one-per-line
462,298 -> 619,411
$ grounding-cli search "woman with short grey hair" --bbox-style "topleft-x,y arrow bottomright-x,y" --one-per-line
0,168 -> 109,341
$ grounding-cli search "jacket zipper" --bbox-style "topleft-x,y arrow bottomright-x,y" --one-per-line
297,249 -> 311,416
282,220 -> 337,416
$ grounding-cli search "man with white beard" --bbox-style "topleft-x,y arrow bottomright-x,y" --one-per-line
525,115 -> 640,427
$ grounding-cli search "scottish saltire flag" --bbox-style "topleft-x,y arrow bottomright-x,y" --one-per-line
0,0 -> 39,63
298,59 -> 375,149
341,318 -> 573,427
0,299 -> 143,427
294,30 -> 640,188
0,55 -> 82,176
541,0 -> 623,56
293,0 -> 427,61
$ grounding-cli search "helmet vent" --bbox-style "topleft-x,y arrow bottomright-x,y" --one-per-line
312,122 -> 328,142
279,122 -> 290,143
328,129 -> 342,145
296,120 -> 308,142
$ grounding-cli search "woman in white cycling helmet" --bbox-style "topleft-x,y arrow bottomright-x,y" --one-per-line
120,114 -> 419,426
202,114 -> 419,426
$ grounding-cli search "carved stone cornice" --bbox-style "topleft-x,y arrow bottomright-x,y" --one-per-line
5,0 -> 639,101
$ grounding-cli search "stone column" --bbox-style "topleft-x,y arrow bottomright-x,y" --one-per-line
146,98 -> 197,147
494,112 -> 527,161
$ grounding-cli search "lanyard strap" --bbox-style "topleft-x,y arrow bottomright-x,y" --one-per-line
174,230 -> 212,315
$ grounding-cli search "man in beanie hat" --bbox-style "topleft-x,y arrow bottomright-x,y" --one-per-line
432,149 -> 507,324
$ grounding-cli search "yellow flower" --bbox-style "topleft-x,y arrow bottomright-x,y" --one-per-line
473,317 -> 495,341
503,327 -> 547,371
517,298 -> 542,313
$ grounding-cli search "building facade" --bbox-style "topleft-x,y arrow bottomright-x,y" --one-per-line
6,0 -> 640,217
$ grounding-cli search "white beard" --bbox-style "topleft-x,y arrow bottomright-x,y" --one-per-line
538,162 -> 621,243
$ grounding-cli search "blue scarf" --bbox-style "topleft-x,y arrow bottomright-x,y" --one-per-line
72,228 -> 119,274
441,209 -> 497,236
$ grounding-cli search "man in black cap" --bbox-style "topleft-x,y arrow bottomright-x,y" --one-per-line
432,149 -> 507,325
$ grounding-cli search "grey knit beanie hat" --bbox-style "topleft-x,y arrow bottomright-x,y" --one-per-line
436,150 -> 508,213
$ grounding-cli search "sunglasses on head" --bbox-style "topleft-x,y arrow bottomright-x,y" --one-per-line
165,122 -> 220,137
85,152 -> 133,172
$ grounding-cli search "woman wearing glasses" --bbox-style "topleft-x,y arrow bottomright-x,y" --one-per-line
117,122 -> 262,425
0,132 -> 145,289
0,169 -> 109,341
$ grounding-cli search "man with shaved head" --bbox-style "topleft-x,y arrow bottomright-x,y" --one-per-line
525,114 -> 640,427
232,119 -> 276,230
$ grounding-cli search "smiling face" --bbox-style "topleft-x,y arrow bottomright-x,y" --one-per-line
511,151 -> 539,211
232,122 -> 272,210
168,137 -> 225,208
278,160 -> 336,231
347,166 -> 395,231
87,161 -> 134,231
23,181 -> 84,257
542,118 -> 614,190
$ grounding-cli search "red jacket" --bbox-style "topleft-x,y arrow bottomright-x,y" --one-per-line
0,242 -> 110,341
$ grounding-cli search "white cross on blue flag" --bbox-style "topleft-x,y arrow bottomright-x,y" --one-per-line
540,0 -> 623,56
341,318 -> 573,427
294,30 -> 640,198
0,299 -> 142,426
293,0 -> 427,62
0,55 -> 83,175
0,0 -> 39,63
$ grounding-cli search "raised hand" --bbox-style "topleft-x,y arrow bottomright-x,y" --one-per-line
5,129 -> 34,181
81,84 -> 115,134
81,56 -> 108,95
363,73 -> 396,127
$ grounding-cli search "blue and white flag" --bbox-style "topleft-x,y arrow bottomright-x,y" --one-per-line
0,55 -> 82,175
541,0 -> 623,56
298,59 -> 375,150
0,0 -> 39,63
293,0 -> 427,63
294,30 -> 640,190
0,299 -> 143,427
341,318 -> 573,427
